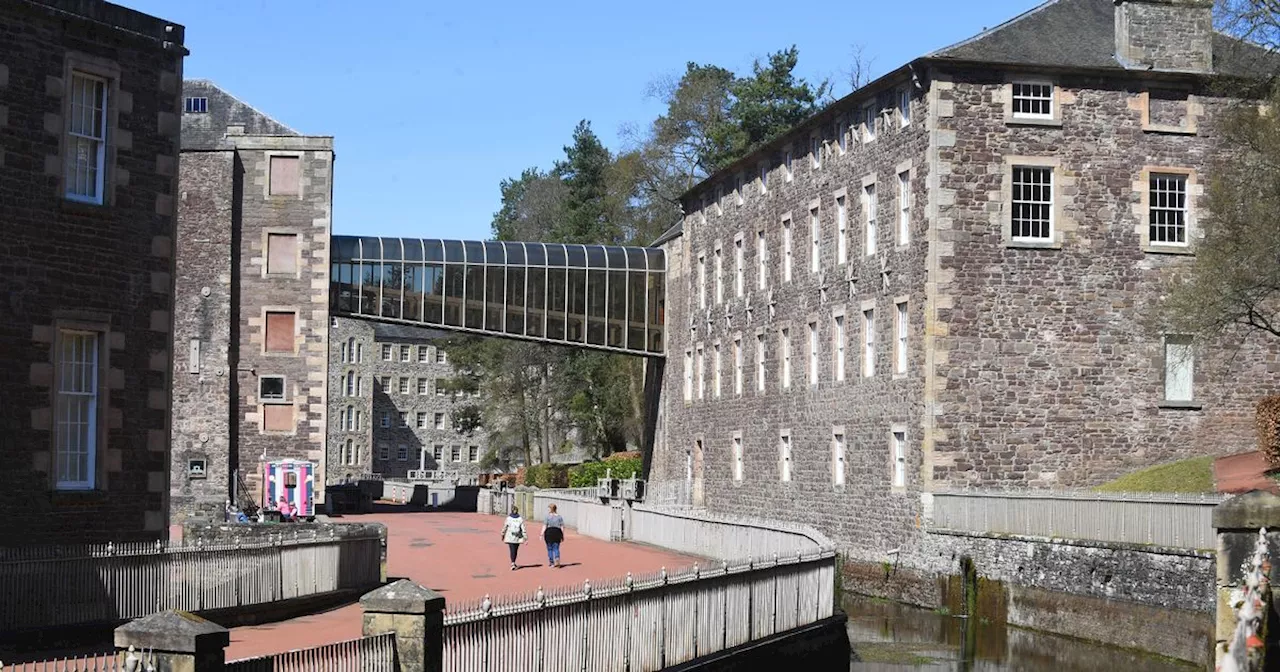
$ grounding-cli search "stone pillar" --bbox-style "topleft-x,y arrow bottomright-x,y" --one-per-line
114,610 -> 230,672
361,579 -> 446,672
1212,490 -> 1280,670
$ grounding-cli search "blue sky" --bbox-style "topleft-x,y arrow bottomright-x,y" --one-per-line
129,0 -> 1040,241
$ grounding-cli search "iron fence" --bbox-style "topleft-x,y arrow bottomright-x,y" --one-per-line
926,490 -> 1227,549
0,533 -> 383,630
442,549 -> 837,672
0,648 -> 132,671
225,633 -> 397,672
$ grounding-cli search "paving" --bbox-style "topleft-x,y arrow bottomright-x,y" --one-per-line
1214,450 -> 1279,495
224,511 -> 701,660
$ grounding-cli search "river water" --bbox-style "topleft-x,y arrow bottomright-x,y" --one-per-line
843,594 -> 1200,671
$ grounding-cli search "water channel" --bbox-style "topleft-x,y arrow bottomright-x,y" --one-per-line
843,594 -> 1200,671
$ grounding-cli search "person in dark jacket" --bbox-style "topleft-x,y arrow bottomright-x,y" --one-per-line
543,503 -> 565,568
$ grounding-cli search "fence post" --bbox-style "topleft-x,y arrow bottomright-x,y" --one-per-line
1212,491 -> 1280,671
114,610 -> 230,672
360,579 -> 446,672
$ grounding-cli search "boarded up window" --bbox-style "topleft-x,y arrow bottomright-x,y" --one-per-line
265,311 -> 295,352
262,404 -> 294,432
267,233 -> 298,274
269,156 -> 300,196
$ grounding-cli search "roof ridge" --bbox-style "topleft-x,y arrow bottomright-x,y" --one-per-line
184,78 -> 300,135
928,0 -> 1065,58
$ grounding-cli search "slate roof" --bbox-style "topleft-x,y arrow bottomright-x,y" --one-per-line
372,323 -> 453,343
930,0 -> 1280,77
180,79 -> 299,150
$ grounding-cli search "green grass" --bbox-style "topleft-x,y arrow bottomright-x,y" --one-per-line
1093,456 -> 1215,494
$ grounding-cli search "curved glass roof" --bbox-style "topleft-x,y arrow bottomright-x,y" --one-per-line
331,237 -> 667,272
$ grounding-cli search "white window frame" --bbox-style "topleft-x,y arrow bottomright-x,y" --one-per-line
899,87 -> 911,127
713,342 -> 723,398
863,308 -> 876,378
892,430 -> 907,488
807,321 -> 819,386
759,162 -> 769,194
836,194 -> 848,264
863,182 -> 878,256
810,135 -> 821,169
734,237 -> 745,298
418,346 -> 429,363
381,344 -> 392,361
378,445 -> 390,462
356,343 -> 363,363
684,350 -> 694,402
398,377 -> 410,395
434,412 -> 446,430
834,314 -> 846,382
1011,80 -> 1054,120
837,116 -> 849,154
756,333 -> 767,392
895,301 -> 909,375
810,207 -> 821,274
418,378 -> 429,395
898,171 -> 911,245
380,411 -> 391,428
782,217 -> 793,282
66,72 -> 108,205
779,432 -> 793,482
698,254 -> 707,310
1011,165 -> 1054,242
696,344 -> 705,400
400,345 -> 411,362
863,103 -> 877,141
1149,173 -> 1189,247
55,330 -> 100,490
345,371 -> 356,397
399,412 -> 409,428
1164,335 -> 1195,402
732,433 -> 744,482
757,230 -> 768,291
733,337 -> 743,395
714,245 -> 724,305
398,446 -> 409,461
781,328 -> 792,389
832,430 -> 847,487
784,148 -> 794,182
416,411 -> 427,429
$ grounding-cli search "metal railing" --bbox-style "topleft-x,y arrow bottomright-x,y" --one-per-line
628,503 -> 832,559
0,533 -> 383,630
226,633 -> 396,672
0,651 -> 122,671
442,549 -> 837,672
926,490 -> 1227,549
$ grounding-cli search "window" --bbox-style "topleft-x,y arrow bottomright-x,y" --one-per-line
418,346 -> 429,363
451,446 -> 461,462
399,412 -> 409,428
895,302 -> 909,374
435,380 -> 445,396
863,309 -> 876,377
266,233 -> 298,275
259,376 -> 285,401
1011,166 -> 1053,241
344,371 -> 356,397
734,238 -> 745,298
1150,174 -> 1188,246
264,312 -> 295,352
356,343 -> 363,363
810,208 -> 821,274
714,246 -> 724,305
433,445 -> 444,460
833,432 -> 846,486
400,345 -> 411,362
66,73 -> 107,204
684,350 -> 693,401
469,446 -> 480,462
811,135 -> 821,169
1164,335 -> 1194,402
836,196 -> 848,264
781,328 -> 792,389
436,351 -> 448,364
759,163 -> 769,193
418,378 -> 429,395
696,345 -> 705,400
344,405 -> 356,431
269,156 -> 300,196
784,148 -> 793,181
782,218 -> 793,282
779,433 -> 793,482
732,435 -> 744,482
807,322 -> 819,385
733,337 -> 743,395
863,103 -> 877,141
378,445 -> 390,461
381,411 -> 390,428
837,116 -> 849,154
184,96 -> 208,114
263,403 -> 294,433
55,331 -> 99,489
398,446 -> 409,461
340,342 -> 348,364
899,88 -> 911,127
343,439 -> 354,465
898,171 -> 911,245
379,375 -> 391,391
734,174 -> 745,205
698,254 -> 707,309
355,410 -> 362,430
892,431 -> 907,487
713,343 -> 722,398
1012,81 -> 1053,119
416,412 -> 427,429
715,184 -> 725,214
757,230 -> 768,291
863,184 -> 878,256
382,344 -> 392,361
434,412 -> 446,430
398,377 -> 410,395
834,315 -> 846,382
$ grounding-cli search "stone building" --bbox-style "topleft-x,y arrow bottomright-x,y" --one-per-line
328,317 -> 487,481
0,0 -> 185,544
653,0 -> 1280,561
170,80 -> 334,526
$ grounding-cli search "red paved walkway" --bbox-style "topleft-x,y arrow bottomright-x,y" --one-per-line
225,511 -> 700,660
1214,450 -> 1280,495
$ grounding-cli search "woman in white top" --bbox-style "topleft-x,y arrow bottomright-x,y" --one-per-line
500,507 -> 528,571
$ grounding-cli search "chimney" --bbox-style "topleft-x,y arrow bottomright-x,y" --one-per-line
1114,0 -> 1214,72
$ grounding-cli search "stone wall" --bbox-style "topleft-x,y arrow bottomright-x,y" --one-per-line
0,0 -> 184,544
1115,0 -> 1214,72
329,317 -> 375,479
181,519 -> 386,547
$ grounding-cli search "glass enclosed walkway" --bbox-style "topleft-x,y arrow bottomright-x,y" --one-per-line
330,237 -> 666,356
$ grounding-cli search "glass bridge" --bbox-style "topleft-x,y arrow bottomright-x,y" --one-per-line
330,237 -> 666,356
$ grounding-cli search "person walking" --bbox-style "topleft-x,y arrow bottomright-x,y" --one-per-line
544,503 -> 565,568
500,506 -> 527,570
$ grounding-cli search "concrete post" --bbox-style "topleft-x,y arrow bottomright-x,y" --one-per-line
1212,490 -> 1280,670
114,610 -> 230,672
361,579 -> 446,672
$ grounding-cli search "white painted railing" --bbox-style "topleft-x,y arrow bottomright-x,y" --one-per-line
442,549 -> 837,672
225,633 -> 396,672
628,503 -> 831,559
0,534 -> 383,630
926,490 -> 1227,549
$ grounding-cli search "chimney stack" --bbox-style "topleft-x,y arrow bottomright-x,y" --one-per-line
1114,0 -> 1214,72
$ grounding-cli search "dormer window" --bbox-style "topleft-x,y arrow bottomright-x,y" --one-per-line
184,96 -> 208,114
1011,81 -> 1053,119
